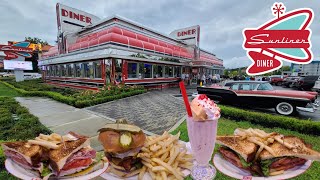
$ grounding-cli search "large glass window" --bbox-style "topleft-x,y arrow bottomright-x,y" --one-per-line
56,65 -> 61,77
152,65 -> 157,78
128,62 -> 138,78
75,63 -> 81,77
174,66 -> 181,77
157,65 -> 164,77
115,59 -> 122,82
48,66 -> 51,76
165,66 -> 173,78
81,63 -> 91,78
93,61 -> 102,78
88,62 -> 94,78
66,64 -> 73,77
144,64 -> 152,78
61,65 -> 66,77
138,63 -> 144,79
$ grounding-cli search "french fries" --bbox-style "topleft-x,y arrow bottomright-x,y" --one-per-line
27,133 -> 77,149
138,131 -> 193,180
234,128 -> 301,161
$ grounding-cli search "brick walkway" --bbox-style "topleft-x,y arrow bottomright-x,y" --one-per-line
86,88 -> 196,134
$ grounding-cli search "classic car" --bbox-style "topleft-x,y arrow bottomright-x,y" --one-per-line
197,81 -> 318,116
282,76 -> 300,88
269,75 -> 284,86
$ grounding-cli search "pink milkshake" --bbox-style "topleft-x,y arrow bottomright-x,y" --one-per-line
187,94 -> 220,180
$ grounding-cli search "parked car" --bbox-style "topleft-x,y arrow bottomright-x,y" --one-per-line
198,81 -> 318,116
312,76 -> 320,92
23,73 -> 42,80
282,76 -> 300,88
2,73 -> 15,77
296,75 -> 319,91
269,75 -> 284,86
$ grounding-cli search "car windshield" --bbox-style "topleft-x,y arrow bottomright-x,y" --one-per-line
257,83 -> 273,90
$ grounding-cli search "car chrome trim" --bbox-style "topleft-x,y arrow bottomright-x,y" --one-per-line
235,93 -> 310,101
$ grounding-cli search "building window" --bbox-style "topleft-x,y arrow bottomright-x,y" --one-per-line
81,63 -> 91,78
165,66 -> 173,78
93,61 -> 102,78
153,65 -> 163,78
56,65 -> 61,77
66,64 -> 73,77
174,66 -> 181,77
115,59 -> 122,82
158,65 -> 164,78
138,63 -> 144,79
75,63 -> 81,77
61,65 -> 66,77
144,63 -> 152,78
128,62 -> 138,78
88,62 -> 94,78
48,66 -> 51,76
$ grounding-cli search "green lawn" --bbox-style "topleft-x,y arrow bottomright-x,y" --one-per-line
171,118 -> 320,180
0,83 -> 20,97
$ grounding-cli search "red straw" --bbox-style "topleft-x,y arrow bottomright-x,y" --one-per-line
179,81 -> 193,117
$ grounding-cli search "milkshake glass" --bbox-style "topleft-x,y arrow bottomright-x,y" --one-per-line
187,94 -> 220,180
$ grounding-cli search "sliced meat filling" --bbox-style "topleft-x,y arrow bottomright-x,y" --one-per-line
219,147 -> 243,168
270,157 -> 307,171
5,150 -> 32,168
62,148 -> 96,171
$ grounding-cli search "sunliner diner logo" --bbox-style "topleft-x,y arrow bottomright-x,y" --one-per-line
0,42 -> 33,60
242,2 -> 314,75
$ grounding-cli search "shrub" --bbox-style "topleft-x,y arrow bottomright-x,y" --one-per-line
1,81 -> 146,108
220,105 -> 320,135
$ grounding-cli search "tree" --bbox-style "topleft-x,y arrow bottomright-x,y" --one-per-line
25,37 -> 49,45
281,66 -> 290,71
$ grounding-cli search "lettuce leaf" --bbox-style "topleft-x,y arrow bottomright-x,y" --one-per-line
260,159 -> 273,176
239,155 -> 252,168
41,166 -> 51,177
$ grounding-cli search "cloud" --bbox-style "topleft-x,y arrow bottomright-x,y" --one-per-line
0,0 -> 318,69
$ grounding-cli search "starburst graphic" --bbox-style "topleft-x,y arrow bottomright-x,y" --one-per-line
272,2 -> 286,19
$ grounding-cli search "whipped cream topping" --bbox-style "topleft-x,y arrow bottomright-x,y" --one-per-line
190,94 -> 220,121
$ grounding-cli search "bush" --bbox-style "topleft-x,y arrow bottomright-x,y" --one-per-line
220,105 -> 320,135
0,97 -> 52,141
1,81 -> 146,108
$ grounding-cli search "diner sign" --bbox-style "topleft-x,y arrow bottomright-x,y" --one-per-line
242,2 -> 314,75
169,25 -> 200,46
56,3 -> 100,34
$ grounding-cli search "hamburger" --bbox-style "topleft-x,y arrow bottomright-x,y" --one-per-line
98,119 -> 146,176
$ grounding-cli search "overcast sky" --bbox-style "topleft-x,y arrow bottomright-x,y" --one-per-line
0,0 -> 319,68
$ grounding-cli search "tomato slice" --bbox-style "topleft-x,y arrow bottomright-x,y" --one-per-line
62,158 -> 92,171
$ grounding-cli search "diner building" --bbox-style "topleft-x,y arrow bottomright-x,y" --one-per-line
39,15 -> 224,90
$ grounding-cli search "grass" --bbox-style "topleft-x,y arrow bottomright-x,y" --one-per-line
0,83 -> 20,97
171,118 -> 320,180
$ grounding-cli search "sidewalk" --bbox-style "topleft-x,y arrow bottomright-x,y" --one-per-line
15,97 -> 114,151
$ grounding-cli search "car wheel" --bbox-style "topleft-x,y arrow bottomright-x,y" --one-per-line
275,102 -> 295,116
276,82 -> 281,86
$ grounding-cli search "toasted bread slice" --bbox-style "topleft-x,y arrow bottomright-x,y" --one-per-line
259,136 -> 320,161
216,136 -> 258,162
1,141 -> 42,165
49,138 -> 90,172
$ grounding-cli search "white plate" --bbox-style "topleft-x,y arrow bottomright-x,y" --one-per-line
100,142 -> 193,180
213,153 -> 312,180
5,159 -> 109,180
